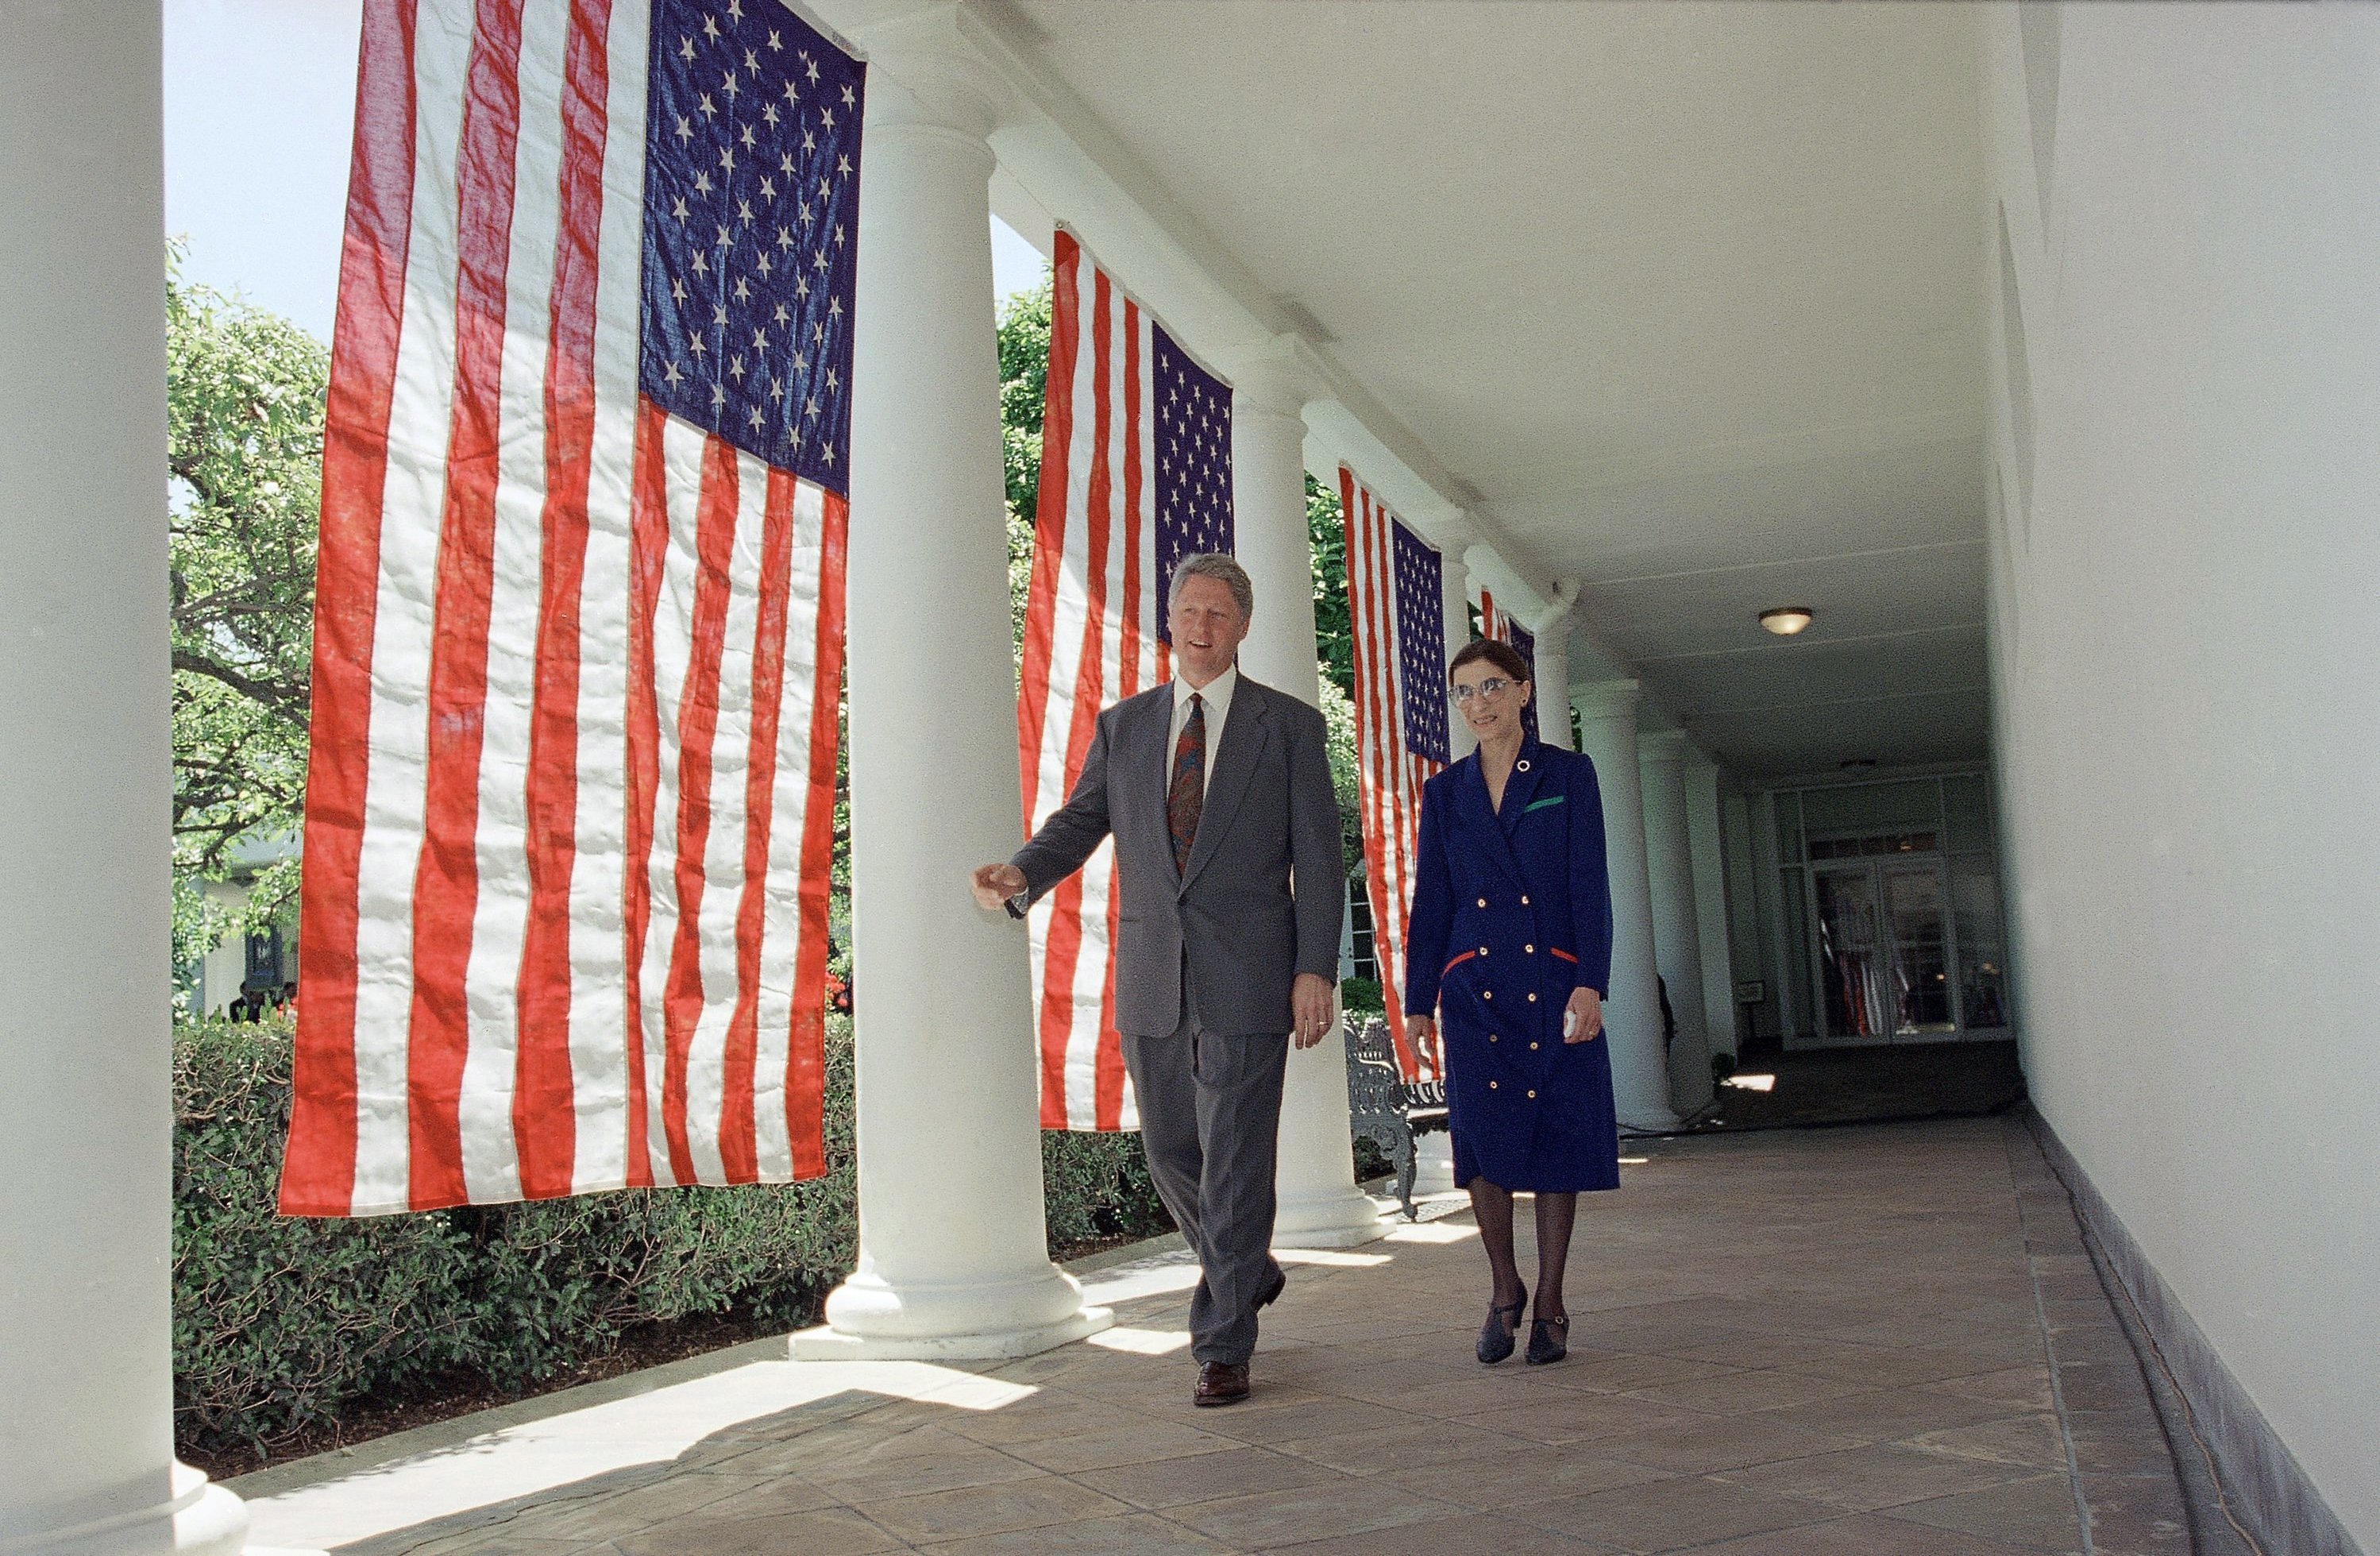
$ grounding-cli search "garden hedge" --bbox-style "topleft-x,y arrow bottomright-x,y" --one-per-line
172,1015 -> 1167,1461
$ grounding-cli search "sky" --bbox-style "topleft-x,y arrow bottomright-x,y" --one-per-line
164,0 -> 1051,342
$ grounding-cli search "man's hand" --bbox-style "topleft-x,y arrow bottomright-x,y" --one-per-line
1406,1014 -> 1440,1071
1564,986 -> 1603,1044
1291,973 -> 1336,1049
970,862 -> 1027,913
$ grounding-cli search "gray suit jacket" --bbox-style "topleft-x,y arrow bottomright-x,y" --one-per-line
1013,675 -> 1345,1038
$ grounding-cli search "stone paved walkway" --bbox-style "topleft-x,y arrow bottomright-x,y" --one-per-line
261,1115 -> 2197,1555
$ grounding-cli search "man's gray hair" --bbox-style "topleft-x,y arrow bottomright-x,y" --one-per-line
1167,553 -> 1254,620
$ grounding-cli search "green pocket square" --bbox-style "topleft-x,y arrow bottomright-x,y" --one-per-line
1524,794 -> 1566,814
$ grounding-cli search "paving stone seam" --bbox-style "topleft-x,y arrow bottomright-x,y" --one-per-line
2003,1113 -> 2218,1556
2027,1116 -> 2265,1556
2005,1118 -> 2108,1556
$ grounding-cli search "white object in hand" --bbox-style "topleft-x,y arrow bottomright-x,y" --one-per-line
1564,1010 -> 1578,1038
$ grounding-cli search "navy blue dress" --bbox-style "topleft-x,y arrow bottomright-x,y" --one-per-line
1404,736 -> 1620,1192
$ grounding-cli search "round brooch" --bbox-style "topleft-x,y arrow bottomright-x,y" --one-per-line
1516,759 -> 1532,772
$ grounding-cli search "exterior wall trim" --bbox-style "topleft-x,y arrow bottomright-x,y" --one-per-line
2028,1111 -> 2366,1556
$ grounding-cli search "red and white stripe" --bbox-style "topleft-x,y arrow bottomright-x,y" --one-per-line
1481,589 -> 1514,643
1016,231 -> 1163,1133
1340,469 -> 1445,1083
283,0 -> 842,1215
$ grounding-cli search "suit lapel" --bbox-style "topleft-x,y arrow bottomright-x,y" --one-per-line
1132,689 -> 1182,886
1497,736 -> 1549,837
1181,678 -> 1268,891
1456,751 -> 1529,891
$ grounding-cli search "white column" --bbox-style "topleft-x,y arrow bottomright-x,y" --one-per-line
803,53 -> 1107,1358
1722,790 -> 1769,1044
0,7 -> 249,1552
1569,683 -> 1681,1129
1440,549 -> 1478,761
1529,612 -> 1576,751
1684,756 -> 1739,1061
1752,793 -> 1799,1042
1640,731 -> 1715,1115
1232,342 -> 1382,1249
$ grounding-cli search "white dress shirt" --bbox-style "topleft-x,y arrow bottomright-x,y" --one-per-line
1167,665 -> 1237,798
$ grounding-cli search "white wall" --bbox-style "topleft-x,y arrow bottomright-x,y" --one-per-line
197,880 -> 246,1014
1985,6 -> 2380,1543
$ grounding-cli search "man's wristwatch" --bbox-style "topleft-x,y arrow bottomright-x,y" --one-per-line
1003,890 -> 1030,921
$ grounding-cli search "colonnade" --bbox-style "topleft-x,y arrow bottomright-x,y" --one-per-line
806,20 -> 1382,1361
0,14 -> 1749,1549
1565,683 -> 1742,1128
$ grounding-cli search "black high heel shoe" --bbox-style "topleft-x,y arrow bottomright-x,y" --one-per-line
1477,1281 -> 1528,1365
1525,1313 -> 1570,1365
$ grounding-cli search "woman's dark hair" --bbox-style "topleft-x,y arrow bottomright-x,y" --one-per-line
1448,636 -> 1532,685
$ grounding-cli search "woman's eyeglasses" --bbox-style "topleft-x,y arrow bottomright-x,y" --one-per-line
1450,678 -> 1517,705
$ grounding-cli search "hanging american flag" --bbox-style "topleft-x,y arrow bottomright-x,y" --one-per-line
1018,230 -> 1234,1132
283,0 -> 861,1215
1340,469 -> 1451,1081
1480,588 -> 1541,743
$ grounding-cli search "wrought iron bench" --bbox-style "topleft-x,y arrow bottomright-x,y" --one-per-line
1343,1014 -> 1448,1219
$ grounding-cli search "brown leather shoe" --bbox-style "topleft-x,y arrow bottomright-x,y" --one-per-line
1194,1361 -> 1251,1407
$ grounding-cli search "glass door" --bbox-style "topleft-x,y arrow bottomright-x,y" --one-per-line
1812,866 -> 1892,1041
1810,857 -> 1959,1043
1880,862 -> 1957,1036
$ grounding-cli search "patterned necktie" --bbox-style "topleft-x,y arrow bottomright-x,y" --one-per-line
1168,693 -> 1205,875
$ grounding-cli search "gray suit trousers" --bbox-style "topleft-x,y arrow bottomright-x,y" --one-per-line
1121,1014 -> 1290,1367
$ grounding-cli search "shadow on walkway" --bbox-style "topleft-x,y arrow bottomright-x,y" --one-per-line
1691,1041 -> 2027,1133
244,1115 -> 2203,1556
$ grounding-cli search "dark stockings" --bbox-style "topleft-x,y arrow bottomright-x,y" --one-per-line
1469,1179 -> 1579,1326
1532,1191 -> 1577,1322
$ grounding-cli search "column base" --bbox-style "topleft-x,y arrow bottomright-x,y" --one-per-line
176,1477 -> 262,1556
0,1464 -> 276,1556
795,1263 -> 1113,1361
1272,1183 -> 1391,1249
792,1305 -> 1113,1361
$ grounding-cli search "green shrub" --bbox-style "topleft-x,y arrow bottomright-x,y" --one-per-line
173,1017 -> 860,1460
1042,1127 -> 1170,1248
176,1021 -> 480,1457
1339,976 -> 1387,1017
173,1013 -> 1171,1462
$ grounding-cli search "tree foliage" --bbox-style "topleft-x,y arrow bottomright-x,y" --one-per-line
168,260 -> 327,975
1308,472 -> 1356,705
998,278 -> 1053,651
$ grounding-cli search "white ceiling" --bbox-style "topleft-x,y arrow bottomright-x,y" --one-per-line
994,0 -> 1991,780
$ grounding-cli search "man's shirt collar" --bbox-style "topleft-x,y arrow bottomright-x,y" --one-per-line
1173,663 -> 1238,716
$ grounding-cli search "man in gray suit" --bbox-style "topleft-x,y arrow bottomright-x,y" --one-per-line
972,554 -> 1344,1407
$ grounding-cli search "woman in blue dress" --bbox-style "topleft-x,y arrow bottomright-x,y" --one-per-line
1405,638 -> 1618,1366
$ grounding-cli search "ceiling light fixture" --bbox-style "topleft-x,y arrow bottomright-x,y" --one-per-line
1759,606 -> 1815,636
